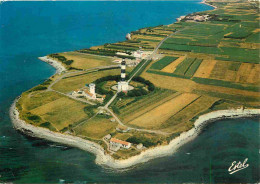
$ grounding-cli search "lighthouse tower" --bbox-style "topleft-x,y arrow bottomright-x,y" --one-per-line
89,83 -> 96,99
117,59 -> 129,92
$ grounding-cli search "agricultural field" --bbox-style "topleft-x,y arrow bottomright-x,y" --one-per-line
74,115 -> 118,140
30,97 -> 88,131
112,88 -> 177,121
59,52 -> 114,70
127,93 -> 200,129
150,56 -> 178,70
148,56 -> 203,79
161,95 -> 219,133
161,56 -> 186,73
159,2 -> 260,64
18,91 -> 90,131
52,69 -> 120,93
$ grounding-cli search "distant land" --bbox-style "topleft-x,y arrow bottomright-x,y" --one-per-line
10,0 -> 260,168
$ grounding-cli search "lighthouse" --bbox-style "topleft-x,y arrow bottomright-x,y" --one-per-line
117,59 -> 129,92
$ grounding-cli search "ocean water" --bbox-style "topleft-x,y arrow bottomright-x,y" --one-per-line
0,1 -> 259,183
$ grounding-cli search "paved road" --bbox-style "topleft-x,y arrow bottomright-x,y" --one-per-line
48,64 -> 120,91
127,32 -> 176,82
104,107 -> 169,135
46,65 -> 121,107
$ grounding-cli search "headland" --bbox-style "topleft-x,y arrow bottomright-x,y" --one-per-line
10,0 -> 260,169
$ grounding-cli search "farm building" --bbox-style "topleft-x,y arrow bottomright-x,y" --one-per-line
110,138 -> 131,149
72,83 -> 105,102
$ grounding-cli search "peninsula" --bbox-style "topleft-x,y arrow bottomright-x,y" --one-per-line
10,0 -> 260,168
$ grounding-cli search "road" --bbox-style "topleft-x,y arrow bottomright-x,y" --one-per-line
100,32 -> 179,136
46,65 -> 121,106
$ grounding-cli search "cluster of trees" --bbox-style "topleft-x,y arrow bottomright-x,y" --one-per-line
78,48 -> 135,59
95,75 -> 121,85
132,76 -> 155,92
94,75 -> 155,99
49,53 -> 73,66
118,88 -> 148,98
29,85 -> 47,92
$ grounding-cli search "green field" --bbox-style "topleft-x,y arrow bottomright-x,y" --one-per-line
192,77 -> 259,92
174,58 -> 196,76
150,56 -> 178,70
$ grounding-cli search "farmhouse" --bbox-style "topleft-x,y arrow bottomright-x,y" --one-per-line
72,89 -> 83,97
110,138 -> 131,149
72,83 -> 106,102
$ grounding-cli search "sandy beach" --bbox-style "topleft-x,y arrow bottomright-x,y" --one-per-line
38,56 -> 66,74
10,97 -> 260,169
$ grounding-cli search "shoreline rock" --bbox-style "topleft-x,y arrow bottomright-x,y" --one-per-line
38,56 -> 66,74
201,0 -> 218,9
9,97 -> 260,169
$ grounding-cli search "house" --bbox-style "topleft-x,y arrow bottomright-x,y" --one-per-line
83,90 -> 96,99
110,138 -> 131,149
72,89 -> 83,97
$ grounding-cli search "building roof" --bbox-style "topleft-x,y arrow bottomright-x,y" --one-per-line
84,90 -> 94,97
110,138 -> 131,146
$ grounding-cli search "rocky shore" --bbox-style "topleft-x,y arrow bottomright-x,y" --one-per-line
10,97 -> 260,169
201,0 -> 218,9
38,56 -> 66,74
9,0 -> 260,169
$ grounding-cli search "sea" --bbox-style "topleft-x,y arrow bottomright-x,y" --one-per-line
0,1 -> 259,183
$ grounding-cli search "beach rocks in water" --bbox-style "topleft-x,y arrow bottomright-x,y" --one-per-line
126,33 -> 131,40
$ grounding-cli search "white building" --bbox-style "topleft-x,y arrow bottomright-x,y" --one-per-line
72,83 -> 97,100
89,83 -> 96,98
133,50 -> 143,59
72,89 -> 83,97
110,138 -> 131,149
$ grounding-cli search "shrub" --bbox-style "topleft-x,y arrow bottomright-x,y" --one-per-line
126,136 -> 158,147
27,114 -> 41,121
29,85 -> 47,92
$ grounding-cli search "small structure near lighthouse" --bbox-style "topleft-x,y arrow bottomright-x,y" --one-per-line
117,59 -> 129,92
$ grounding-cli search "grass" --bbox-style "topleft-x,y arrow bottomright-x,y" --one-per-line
116,88 -> 177,121
224,24 -> 254,39
246,32 -> 260,43
59,52 -> 114,70
52,69 -> 120,93
74,115 -> 117,139
161,95 -> 219,133
147,70 -> 190,79
228,62 -> 241,71
174,58 -> 196,76
128,59 -> 153,78
18,91 -> 63,111
192,77 -> 259,92
150,56 -> 178,70
127,93 -> 199,129
185,59 -> 203,78
30,97 -> 89,131
161,56 -> 186,73
193,90 -> 260,103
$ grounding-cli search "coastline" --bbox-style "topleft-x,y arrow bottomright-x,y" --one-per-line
9,0 -> 260,169
38,56 -> 66,74
10,97 -> 260,169
201,0 -> 218,9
